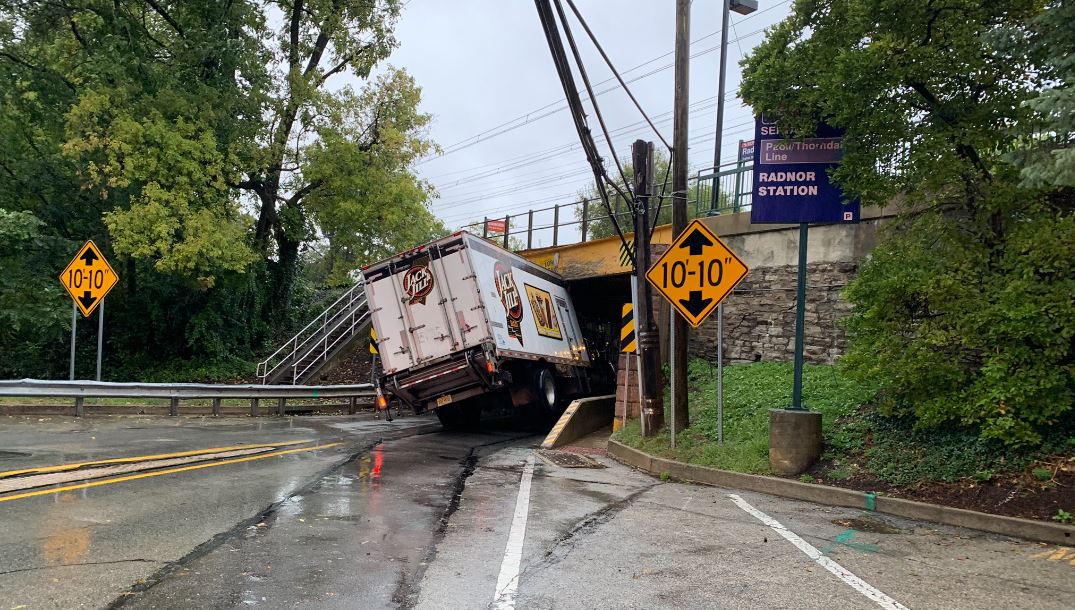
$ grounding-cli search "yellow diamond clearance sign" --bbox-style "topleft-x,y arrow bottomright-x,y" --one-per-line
60,240 -> 118,317
646,220 -> 748,327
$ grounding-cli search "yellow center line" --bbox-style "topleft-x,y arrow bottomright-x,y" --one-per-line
0,439 -> 315,479
0,442 -> 341,503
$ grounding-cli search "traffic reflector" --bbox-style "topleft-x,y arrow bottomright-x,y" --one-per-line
369,328 -> 378,355
620,303 -> 637,353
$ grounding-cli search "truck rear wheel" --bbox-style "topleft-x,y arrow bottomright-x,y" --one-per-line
434,402 -> 481,430
536,367 -> 558,413
519,367 -> 560,430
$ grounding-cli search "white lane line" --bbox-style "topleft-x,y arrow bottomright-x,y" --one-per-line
492,453 -> 536,609
728,494 -> 909,610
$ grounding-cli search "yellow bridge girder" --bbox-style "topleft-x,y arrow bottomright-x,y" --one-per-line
520,224 -> 675,280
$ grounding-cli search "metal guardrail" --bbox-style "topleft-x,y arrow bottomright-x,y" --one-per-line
0,379 -> 375,417
256,279 -> 369,384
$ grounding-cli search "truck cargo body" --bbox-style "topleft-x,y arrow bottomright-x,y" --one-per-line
362,232 -> 590,419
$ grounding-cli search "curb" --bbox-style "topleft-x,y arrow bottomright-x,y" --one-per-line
607,439 -> 1075,546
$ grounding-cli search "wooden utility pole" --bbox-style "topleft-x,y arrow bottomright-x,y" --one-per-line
633,140 -> 664,435
671,0 -> 691,430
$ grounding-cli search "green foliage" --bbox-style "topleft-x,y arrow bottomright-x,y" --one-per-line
0,209 -> 71,378
851,409 -> 1074,486
0,1 -> 443,379
742,0 -> 1075,445
1032,467 -> 1053,482
1054,509 -> 1073,524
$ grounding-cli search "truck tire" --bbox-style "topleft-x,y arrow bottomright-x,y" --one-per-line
434,402 -> 481,430
524,367 -> 561,430
536,367 -> 558,413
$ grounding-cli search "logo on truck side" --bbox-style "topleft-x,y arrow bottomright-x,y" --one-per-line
493,262 -> 524,345
402,258 -> 434,305
524,284 -> 562,340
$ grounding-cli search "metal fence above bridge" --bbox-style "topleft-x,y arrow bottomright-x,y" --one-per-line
460,160 -> 753,251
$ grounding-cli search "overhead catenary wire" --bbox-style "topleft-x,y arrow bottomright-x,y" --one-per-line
419,5 -> 784,165
432,101 -> 754,202
564,0 -> 671,151
433,119 -> 755,213
552,0 -> 634,208
532,0 -> 632,250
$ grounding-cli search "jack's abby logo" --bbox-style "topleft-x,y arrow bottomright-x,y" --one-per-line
402,257 -> 434,305
493,262 -> 524,345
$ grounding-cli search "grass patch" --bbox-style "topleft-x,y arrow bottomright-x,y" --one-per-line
613,358 -> 1073,489
613,360 -> 874,475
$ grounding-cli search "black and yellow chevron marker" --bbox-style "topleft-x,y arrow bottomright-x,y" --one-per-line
369,328 -> 378,355
619,240 -> 634,268
620,303 -> 637,353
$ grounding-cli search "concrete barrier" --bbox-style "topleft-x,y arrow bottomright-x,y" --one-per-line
540,395 -> 615,449
607,438 -> 1075,546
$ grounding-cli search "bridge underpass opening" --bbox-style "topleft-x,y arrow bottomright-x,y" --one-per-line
566,273 -> 634,372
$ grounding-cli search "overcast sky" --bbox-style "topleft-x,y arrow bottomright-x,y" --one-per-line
360,0 -> 793,246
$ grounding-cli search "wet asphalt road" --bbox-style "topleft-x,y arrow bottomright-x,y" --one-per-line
1,414 -> 1073,609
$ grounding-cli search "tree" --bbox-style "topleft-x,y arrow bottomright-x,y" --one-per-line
573,151 -> 725,240
741,0 -> 1075,445
0,1 -> 443,377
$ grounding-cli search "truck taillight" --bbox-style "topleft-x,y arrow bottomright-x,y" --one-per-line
486,360 -> 495,373
375,387 -> 387,409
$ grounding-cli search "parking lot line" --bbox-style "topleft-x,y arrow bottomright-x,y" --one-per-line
729,493 -> 909,610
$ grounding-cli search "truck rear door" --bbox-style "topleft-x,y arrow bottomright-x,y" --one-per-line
390,252 -> 467,370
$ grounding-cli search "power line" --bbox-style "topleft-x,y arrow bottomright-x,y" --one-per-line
436,124 -> 755,225
418,2 -> 787,164
431,112 -> 755,206
431,93 -> 748,191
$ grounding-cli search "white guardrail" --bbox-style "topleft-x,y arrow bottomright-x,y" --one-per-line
0,379 -> 375,417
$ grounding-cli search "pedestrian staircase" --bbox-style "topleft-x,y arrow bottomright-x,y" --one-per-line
256,281 -> 371,385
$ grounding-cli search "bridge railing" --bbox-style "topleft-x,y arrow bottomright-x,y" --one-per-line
459,160 -> 752,251
0,379 -> 375,417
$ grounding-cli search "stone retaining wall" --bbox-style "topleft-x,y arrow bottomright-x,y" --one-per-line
688,261 -> 857,365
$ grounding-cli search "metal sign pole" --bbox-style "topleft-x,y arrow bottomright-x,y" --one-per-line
717,303 -> 724,445
96,300 -> 104,381
69,302 -> 77,380
791,223 -> 809,409
669,309 -> 676,449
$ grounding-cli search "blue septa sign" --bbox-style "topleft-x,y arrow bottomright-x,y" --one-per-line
750,115 -> 860,224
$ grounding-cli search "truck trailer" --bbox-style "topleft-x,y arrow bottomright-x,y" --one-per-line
362,231 -> 597,427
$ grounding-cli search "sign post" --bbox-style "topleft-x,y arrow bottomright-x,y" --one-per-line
751,115 -> 858,409
59,240 -> 118,381
69,303 -> 77,380
647,219 -> 747,447
750,114 -> 856,475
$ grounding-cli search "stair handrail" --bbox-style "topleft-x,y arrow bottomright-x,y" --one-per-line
291,302 -> 372,384
256,279 -> 367,383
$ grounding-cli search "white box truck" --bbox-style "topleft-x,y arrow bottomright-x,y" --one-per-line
362,232 -> 595,427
